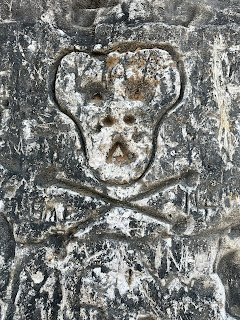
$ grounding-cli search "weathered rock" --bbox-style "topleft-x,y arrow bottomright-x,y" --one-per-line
0,0 -> 239,319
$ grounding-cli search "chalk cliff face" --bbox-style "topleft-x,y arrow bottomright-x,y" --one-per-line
0,1 -> 239,319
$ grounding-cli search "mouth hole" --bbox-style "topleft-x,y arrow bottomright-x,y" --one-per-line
107,141 -> 133,164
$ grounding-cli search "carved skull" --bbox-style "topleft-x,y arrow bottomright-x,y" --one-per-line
55,48 -> 181,184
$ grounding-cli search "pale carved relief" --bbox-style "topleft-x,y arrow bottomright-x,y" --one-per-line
52,44 -> 198,228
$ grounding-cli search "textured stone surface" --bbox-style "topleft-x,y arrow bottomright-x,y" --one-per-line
0,0 -> 239,319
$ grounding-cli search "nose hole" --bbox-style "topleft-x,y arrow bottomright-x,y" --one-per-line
123,115 -> 135,125
103,115 -> 115,126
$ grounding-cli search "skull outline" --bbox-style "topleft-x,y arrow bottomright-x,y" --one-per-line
55,45 -> 183,185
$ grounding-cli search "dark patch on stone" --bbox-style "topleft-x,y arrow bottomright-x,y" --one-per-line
218,251 -> 240,319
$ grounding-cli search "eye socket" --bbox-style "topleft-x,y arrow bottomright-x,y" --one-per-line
103,115 -> 115,126
123,115 -> 135,125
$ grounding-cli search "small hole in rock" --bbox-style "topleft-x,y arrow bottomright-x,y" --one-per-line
127,268 -> 133,285
96,123 -> 102,132
91,92 -> 103,103
103,115 -> 115,126
3,99 -> 9,107
124,115 -> 135,125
